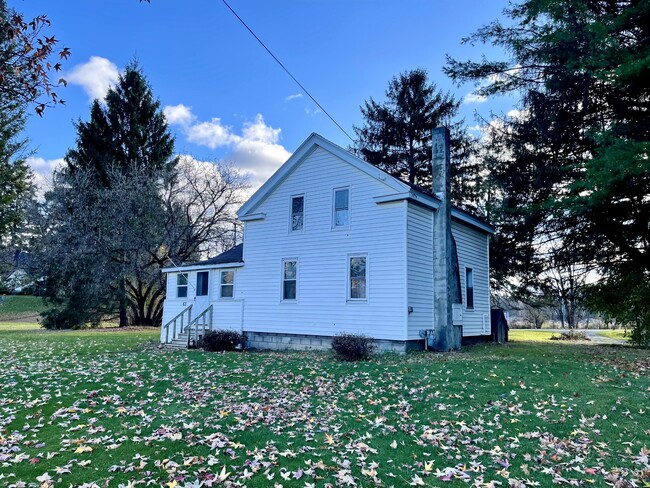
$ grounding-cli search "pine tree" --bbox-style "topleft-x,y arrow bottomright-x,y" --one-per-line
353,68 -> 482,209
446,0 -> 650,341
41,63 -> 176,328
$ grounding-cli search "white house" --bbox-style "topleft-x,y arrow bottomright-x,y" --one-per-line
161,130 -> 493,352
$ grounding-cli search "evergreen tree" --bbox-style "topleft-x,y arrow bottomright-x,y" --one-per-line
41,63 -> 176,328
446,0 -> 650,341
66,62 -> 176,185
353,68 -> 482,209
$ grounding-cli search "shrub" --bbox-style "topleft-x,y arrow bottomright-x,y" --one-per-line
550,330 -> 589,341
331,333 -> 374,361
202,329 -> 246,352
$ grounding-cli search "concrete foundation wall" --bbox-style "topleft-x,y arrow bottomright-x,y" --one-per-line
245,331 -> 423,354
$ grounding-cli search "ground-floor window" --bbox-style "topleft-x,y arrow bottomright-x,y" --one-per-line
348,254 -> 367,300
177,273 -> 188,298
466,268 -> 474,309
220,270 -> 234,298
282,259 -> 297,300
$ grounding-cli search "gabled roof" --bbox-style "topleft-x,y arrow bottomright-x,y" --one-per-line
237,133 -> 410,217
162,244 -> 244,273
237,132 -> 494,234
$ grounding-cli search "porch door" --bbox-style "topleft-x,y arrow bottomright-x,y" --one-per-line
194,271 -> 211,315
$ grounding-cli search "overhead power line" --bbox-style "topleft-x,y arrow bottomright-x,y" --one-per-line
221,0 -> 355,143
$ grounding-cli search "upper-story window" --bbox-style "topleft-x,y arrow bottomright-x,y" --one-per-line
333,188 -> 349,228
177,273 -> 188,298
465,268 -> 474,309
219,270 -> 234,298
290,195 -> 304,232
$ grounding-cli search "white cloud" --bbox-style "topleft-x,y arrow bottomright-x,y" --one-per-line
163,104 -> 196,126
26,157 -> 66,194
463,92 -> 488,104
507,108 -> 527,120
186,118 -> 237,149
66,56 -> 120,101
285,93 -> 303,101
166,106 -> 291,189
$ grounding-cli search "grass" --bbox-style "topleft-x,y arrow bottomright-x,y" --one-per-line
0,328 -> 648,487
0,295 -> 46,321
508,329 -> 557,342
598,329 -> 630,341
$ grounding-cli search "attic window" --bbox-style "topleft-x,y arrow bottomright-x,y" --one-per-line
290,195 -> 304,232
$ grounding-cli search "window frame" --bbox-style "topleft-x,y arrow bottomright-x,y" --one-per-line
281,258 -> 298,302
196,271 -> 210,297
219,270 -> 235,299
332,187 -> 350,229
177,272 -> 188,298
465,267 -> 474,309
347,253 -> 368,302
289,194 -> 305,233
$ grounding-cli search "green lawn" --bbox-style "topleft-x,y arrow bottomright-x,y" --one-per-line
508,329 -> 557,342
0,328 -> 648,487
0,295 -> 46,321
598,329 -> 630,341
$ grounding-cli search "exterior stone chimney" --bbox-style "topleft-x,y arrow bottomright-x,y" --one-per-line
431,127 -> 462,351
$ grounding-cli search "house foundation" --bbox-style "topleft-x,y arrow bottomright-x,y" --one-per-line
244,331 -> 423,354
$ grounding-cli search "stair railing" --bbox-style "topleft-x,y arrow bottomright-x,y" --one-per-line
162,304 -> 193,344
185,304 -> 213,348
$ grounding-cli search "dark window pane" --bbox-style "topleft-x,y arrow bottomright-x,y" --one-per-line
177,286 -> 187,298
283,280 -> 296,300
221,284 -> 234,298
335,189 -> 348,210
291,196 -> 304,231
197,271 -> 209,296
466,269 -> 474,308
178,273 -> 188,286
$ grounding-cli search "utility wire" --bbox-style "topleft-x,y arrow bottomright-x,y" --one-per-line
221,0 -> 355,143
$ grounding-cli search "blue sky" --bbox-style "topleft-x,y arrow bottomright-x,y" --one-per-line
18,0 -> 515,189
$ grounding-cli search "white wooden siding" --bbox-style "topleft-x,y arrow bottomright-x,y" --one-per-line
406,203 -> 434,339
237,147 -> 408,340
406,204 -> 491,339
452,221 -> 490,336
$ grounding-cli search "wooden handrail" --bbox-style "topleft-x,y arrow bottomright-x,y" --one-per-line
162,304 -> 193,343
185,305 -> 213,348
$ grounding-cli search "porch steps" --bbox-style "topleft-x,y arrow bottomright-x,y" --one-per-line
165,332 -> 199,349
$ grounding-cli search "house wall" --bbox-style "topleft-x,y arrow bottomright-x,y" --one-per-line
405,203 -> 491,339
406,202 -> 434,340
452,220 -> 491,336
237,146 -> 408,341
160,268 -> 241,342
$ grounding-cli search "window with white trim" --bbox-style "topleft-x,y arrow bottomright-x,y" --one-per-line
290,195 -> 304,232
219,270 -> 234,298
333,188 -> 349,228
196,271 -> 209,296
282,259 -> 298,300
177,273 -> 188,298
466,268 -> 474,309
348,255 -> 367,300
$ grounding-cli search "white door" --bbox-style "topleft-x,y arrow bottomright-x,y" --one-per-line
193,270 -> 211,316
